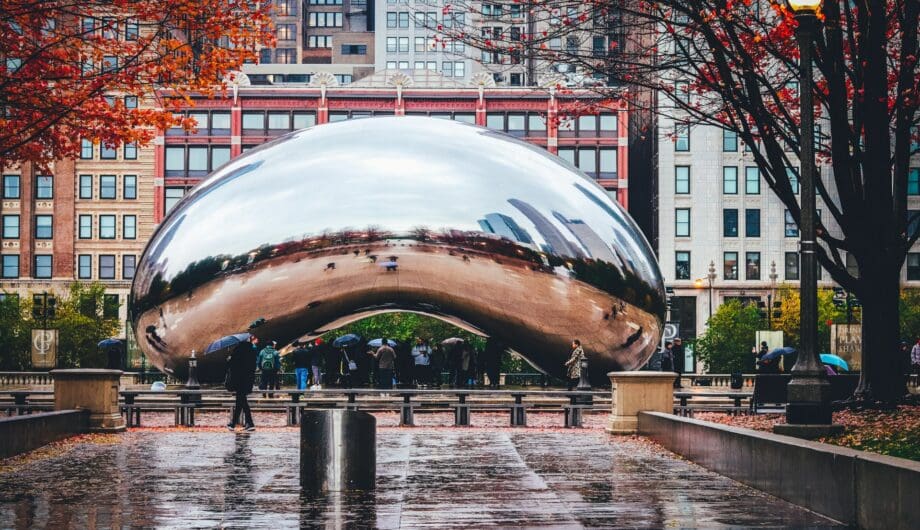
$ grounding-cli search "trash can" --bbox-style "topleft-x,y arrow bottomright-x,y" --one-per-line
730,371 -> 743,389
300,409 -> 376,492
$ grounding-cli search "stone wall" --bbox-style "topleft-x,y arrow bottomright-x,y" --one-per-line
0,410 -> 89,459
638,411 -> 920,530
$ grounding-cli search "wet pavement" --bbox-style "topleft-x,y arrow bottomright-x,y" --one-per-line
0,428 -> 843,529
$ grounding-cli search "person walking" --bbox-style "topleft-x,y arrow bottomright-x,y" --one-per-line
411,337 -> 432,387
227,335 -> 259,431
292,341 -> 311,391
370,339 -> 397,390
671,337 -> 685,387
483,338 -> 504,388
911,338 -> 920,375
257,340 -> 281,398
310,339 -> 325,388
660,341 -> 674,372
564,339 -> 586,391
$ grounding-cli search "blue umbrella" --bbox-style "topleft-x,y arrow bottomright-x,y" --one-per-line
204,333 -> 251,355
367,338 -> 397,348
762,347 -> 796,361
333,333 -> 362,349
97,338 -> 122,349
820,353 -> 849,371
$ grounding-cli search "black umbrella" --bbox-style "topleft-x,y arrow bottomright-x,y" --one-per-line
97,338 -> 122,349
333,333 -> 362,349
204,333 -> 251,355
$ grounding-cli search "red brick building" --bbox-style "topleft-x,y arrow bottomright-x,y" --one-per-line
156,80 -> 630,223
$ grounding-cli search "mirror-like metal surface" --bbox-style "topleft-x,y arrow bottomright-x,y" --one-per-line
130,117 -> 664,382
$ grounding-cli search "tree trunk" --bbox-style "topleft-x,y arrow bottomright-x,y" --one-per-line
856,255 -> 907,403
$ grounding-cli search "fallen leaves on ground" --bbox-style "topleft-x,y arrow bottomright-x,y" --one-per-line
696,406 -> 920,461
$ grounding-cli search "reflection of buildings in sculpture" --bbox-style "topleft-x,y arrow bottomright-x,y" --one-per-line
506,199 -> 582,258
477,213 -> 534,245
552,211 -> 621,266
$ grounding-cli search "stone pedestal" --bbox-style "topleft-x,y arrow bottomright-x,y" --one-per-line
51,369 -> 126,433
607,371 -> 676,434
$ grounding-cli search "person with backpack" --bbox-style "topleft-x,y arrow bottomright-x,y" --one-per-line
257,340 -> 281,398
226,335 -> 259,431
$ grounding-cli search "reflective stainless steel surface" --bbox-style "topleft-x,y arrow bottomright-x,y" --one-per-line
301,409 -> 376,492
130,117 -> 665,382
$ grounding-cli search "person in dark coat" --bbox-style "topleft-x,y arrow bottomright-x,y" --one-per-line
227,335 -> 259,431
105,345 -> 122,370
369,339 -> 397,390
482,338 -> 504,388
292,342 -> 311,390
310,339 -> 326,387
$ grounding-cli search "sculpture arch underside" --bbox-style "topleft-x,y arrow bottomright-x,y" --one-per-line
130,117 -> 665,383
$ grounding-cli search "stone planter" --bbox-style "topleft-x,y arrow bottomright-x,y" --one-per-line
606,371 -> 676,434
51,369 -> 126,433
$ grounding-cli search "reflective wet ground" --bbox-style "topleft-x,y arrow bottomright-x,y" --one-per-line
0,428 -> 843,529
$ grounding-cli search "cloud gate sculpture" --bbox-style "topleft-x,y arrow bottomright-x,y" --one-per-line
130,117 -> 665,383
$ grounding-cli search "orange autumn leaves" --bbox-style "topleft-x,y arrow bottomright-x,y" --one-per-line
0,0 -> 275,169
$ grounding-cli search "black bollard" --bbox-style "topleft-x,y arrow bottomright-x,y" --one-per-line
184,350 -> 202,405
576,358 -> 593,405
300,409 -> 376,493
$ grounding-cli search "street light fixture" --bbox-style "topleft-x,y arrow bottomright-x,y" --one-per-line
695,261 -> 717,323
775,0 -> 842,438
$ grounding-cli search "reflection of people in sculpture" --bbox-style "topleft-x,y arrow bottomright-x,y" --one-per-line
565,339 -> 585,391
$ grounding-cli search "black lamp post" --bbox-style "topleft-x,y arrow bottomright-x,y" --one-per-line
767,260 -> 778,328
775,0 -> 842,438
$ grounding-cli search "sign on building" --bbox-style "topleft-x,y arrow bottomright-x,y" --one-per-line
831,324 -> 861,371
31,329 -> 58,368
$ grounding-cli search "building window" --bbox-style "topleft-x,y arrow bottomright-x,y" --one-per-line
308,35 -> 332,48
277,23 -> 296,40
100,175 -> 116,199
124,142 -> 137,159
35,175 -> 53,199
745,209 -> 761,237
723,252 -> 738,280
908,253 -> 920,281
454,61 -> 465,77
600,113 -> 617,132
242,111 -> 264,131
723,209 -> 738,237
100,143 -> 117,159
2,215 -> 19,239
103,294 -> 119,318
745,167 -> 760,194
79,174 -> 93,199
507,114 -> 525,133
787,167 -> 799,193
309,12 -> 342,27
123,255 -> 136,280
81,139 -> 94,159
486,113 -> 504,130
275,48 -> 296,63
675,251 -> 691,280
577,115 -> 598,136
387,37 -> 397,52
99,255 -> 115,279
1,255 -> 18,278
188,146 -> 208,173
723,129 -> 738,151
785,252 -> 800,280
675,166 -> 690,194
577,147 -> 597,175
2,175 -> 20,199
165,187 -> 186,213
99,215 -> 116,239
909,168 -> 920,196
123,215 -> 136,239
598,148 -> 617,178
784,210 -> 799,237
165,146 -> 185,173
675,208 -> 690,237
35,215 -> 53,239
211,147 -> 231,169
558,147 -> 575,166
34,255 -> 52,279
123,175 -> 137,200
79,215 -> 92,239
293,112 -> 316,129
211,112 -> 230,132
722,166 -> 737,194
125,19 -> 138,40
675,122 -> 690,151
745,252 -> 761,280
341,44 -> 367,55
78,254 -> 92,279
267,112 -> 290,130
399,12 -> 410,27
386,12 -> 397,28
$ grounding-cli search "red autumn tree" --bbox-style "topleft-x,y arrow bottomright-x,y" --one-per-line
0,0 -> 275,168
442,0 -> 919,403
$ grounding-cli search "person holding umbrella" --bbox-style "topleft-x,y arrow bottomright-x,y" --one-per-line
227,335 -> 259,431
